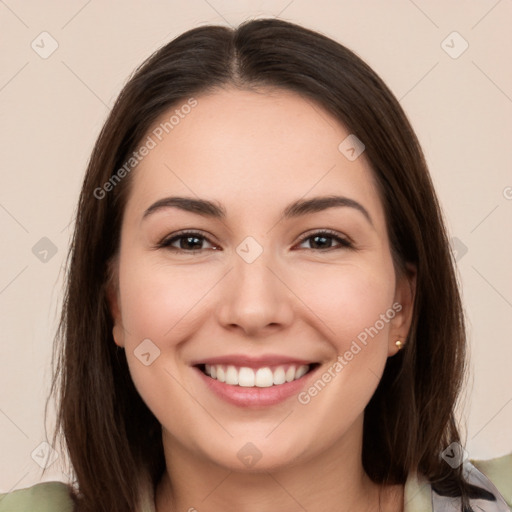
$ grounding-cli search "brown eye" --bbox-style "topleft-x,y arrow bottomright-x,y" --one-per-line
296,230 -> 353,251
158,231 -> 218,252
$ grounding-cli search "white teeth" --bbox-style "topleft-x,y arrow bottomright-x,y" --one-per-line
285,366 -> 295,382
273,366 -> 286,385
255,368 -> 274,387
216,366 -> 226,383
202,364 -> 311,387
225,365 -> 239,385
238,367 -> 254,387
295,365 -> 309,379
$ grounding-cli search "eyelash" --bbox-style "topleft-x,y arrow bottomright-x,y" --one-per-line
157,229 -> 353,253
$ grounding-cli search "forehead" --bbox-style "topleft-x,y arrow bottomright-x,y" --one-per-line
124,87 -> 385,228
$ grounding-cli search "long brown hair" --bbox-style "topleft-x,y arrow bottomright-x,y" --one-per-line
48,18 -> 473,511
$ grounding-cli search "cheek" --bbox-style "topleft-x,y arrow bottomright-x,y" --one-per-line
118,251 -> 396,361
290,262 -> 396,437
118,258 -> 215,344
290,259 -> 396,352
116,258 -> 213,426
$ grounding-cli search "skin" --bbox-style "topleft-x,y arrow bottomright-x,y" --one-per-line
109,87 -> 416,512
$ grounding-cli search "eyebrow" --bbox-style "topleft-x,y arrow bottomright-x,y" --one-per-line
142,195 -> 373,226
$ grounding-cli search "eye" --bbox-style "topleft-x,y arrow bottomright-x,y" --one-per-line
157,230 -> 219,252
157,229 -> 353,253
296,230 -> 353,251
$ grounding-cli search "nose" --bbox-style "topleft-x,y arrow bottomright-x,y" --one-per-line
215,246 -> 295,337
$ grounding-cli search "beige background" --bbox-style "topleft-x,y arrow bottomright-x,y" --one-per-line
1,0 -> 511,492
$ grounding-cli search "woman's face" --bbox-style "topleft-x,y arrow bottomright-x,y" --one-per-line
109,87 -> 415,471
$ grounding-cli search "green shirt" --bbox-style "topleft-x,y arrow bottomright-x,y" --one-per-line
1,454 -> 511,511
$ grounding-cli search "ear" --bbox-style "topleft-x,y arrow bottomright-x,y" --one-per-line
105,256 -> 125,348
387,262 -> 416,356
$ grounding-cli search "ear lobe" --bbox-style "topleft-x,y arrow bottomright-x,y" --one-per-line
105,258 -> 125,348
388,263 -> 417,355
112,324 -> 125,348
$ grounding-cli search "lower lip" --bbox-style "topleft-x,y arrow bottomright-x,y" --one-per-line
194,366 -> 318,407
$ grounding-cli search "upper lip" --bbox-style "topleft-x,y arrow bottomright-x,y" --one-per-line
191,354 -> 316,368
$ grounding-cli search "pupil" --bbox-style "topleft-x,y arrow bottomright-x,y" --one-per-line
312,235 -> 330,249
182,236 -> 202,249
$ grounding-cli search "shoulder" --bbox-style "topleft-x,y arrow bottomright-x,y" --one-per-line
0,481 -> 75,512
472,452 -> 512,509
405,453 -> 512,512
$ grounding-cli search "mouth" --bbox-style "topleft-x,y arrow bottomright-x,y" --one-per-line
191,355 -> 322,407
196,362 -> 320,388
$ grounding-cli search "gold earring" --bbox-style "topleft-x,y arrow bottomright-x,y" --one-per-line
395,340 -> 403,351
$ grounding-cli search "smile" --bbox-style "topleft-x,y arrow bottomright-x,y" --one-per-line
200,363 -> 315,387
192,355 -> 321,407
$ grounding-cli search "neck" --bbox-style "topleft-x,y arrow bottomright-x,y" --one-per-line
155,416 -> 403,512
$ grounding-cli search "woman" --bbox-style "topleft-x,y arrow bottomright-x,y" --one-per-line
1,18 -> 511,512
